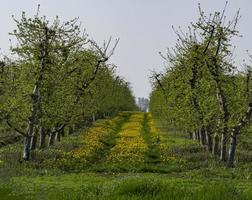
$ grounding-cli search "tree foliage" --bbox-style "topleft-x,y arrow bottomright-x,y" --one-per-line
0,7 -> 136,160
149,4 -> 251,166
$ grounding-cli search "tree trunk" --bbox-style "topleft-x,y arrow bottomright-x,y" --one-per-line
194,130 -> 198,141
92,114 -> 96,122
205,53 -> 229,161
30,128 -> 38,150
228,103 -> 252,166
218,87 -> 228,161
213,80 -> 229,161
205,129 -> 212,152
196,129 -> 200,143
23,26 -> 49,160
220,129 -> 227,161
48,131 -> 56,146
199,128 -> 206,145
24,117 -> 36,160
199,129 -> 202,144
55,131 -> 61,142
212,134 -> 219,156
192,130 -> 197,140
23,135 -> 32,161
228,134 -> 236,167
39,127 -> 46,149
188,58 -> 205,145
61,127 -> 65,137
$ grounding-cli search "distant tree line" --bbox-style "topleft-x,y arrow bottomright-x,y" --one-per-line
0,6 -> 137,160
149,4 -> 252,166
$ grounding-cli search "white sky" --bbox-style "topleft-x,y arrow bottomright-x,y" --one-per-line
1,0 -> 252,98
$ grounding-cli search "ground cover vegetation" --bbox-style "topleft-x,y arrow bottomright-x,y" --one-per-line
1,111 -> 252,199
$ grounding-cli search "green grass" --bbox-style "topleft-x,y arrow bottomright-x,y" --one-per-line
141,113 -> 161,164
1,173 -> 252,200
1,112 -> 252,199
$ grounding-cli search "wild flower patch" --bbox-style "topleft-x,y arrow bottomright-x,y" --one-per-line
105,113 -> 148,163
61,115 -> 122,163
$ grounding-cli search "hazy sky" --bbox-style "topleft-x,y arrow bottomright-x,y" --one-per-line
1,0 -> 252,98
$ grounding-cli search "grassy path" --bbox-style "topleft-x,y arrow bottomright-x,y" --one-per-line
88,112 -> 132,165
141,113 -> 161,164
105,113 -> 146,163
57,112 -> 132,171
95,112 -> 148,171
